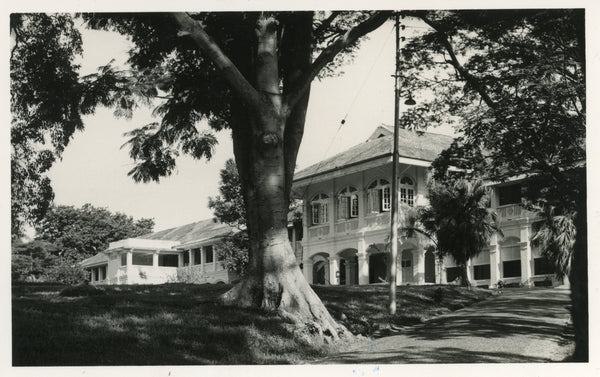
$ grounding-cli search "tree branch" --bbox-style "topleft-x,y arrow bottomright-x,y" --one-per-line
284,11 -> 392,110
313,11 -> 341,38
418,14 -> 498,110
171,12 -> 262,112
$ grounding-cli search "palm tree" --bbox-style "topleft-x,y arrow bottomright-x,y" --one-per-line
531,206 -> 576,280
420,179 -> 501,287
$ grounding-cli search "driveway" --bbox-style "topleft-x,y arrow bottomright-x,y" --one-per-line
322,288 -> 573,363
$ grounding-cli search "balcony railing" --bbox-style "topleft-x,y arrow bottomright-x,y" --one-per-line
497,204 -> 522,221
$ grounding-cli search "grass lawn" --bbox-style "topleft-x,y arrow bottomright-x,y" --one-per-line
12,282 -> 491,365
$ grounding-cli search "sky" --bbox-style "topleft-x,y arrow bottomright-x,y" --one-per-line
45,16 -> 453,233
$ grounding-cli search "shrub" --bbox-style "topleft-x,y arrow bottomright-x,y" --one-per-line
44,261 -> 88,285
60,283 -> 105,297
214,232 -> 249,276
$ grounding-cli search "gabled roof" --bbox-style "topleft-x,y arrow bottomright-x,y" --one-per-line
80,252 -> 108,267
293,124 -> 454,182
136,218 -> 235,245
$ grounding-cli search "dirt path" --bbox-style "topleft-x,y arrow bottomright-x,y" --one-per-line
321,288 -> 574,363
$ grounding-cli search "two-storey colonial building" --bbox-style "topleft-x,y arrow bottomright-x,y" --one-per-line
293,125 -> 562,288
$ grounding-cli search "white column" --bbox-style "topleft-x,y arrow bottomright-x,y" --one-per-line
416,249 -> 425,284
303,258 -> 313,284
357,237 -> 369,284
520,243 -> 532,287
329,257 -> 340,285
188,249 -> 193,266
440,256 -> 448,284
489,234 -> 500,287
520,224 -> 533,287
357,254 -> 369,285
200,247 -> 205,273
178,253 -> 184,267
153,251 -> 159,276
126,249 -> 133,280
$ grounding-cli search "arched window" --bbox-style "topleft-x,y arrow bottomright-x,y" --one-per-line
337,186 -> 358,220
400,176 -> 415,207
367,179 -> 390,213
310,193 -> 329,225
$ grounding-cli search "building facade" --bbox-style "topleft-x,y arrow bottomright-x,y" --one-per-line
293,125 -> 563,288
81,219 -> 239,285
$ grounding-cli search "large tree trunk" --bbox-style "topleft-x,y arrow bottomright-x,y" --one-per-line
219,15 -> 348,342
221,112 -> 347,340
570,188 -> 588,361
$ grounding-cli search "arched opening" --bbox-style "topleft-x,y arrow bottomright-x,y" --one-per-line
401,249 -> 414,283
369,253 -> 387,283
424,248 -> 436,283
313,260 -> 326,285
338,248 -> 359,285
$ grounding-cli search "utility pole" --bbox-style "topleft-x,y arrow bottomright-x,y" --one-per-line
389,13 -> 401,315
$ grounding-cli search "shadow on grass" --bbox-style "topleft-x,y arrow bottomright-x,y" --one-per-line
12,283 -> 328,366
12,283 -> 494,366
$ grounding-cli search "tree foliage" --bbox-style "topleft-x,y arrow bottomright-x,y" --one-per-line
34,203 -> 154,262
208,158 -> 246,229
396,9 -> 585,358
420,179 -> 501,287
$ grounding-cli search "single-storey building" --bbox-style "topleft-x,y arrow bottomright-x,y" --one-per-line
81,218 -> 239,285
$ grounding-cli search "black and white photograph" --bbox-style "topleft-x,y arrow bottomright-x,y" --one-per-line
6,0 -> 598,375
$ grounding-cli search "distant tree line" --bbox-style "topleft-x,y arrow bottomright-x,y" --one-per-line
12,203 -> 154,284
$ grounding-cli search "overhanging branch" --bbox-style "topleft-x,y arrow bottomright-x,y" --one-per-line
171,12 -> 262,112
284,11 -> 392,110
418,14 -> 498,110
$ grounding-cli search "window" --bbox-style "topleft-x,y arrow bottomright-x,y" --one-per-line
401,259 -> 412,268
100,266 -> 106,280
534,257 -> 555,275
205,246 -> 214,263
120,253 -> 127,266
310,194 -> 329,225
159,254 -> 179,267
474,264 -> 491,280
337,186 -> 359,220
399,176 -> 415,207
193,248 -> 202,265
132,253 -> 153,266
446,267 -> 462,282
367,179 -> 390,213
498,184 -> 521,206
503,260 -> 521,278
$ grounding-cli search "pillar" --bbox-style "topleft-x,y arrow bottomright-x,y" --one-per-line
357,238 -> 369,285
189,249 -> 194,266
357,254 -> 369,285
303,258 -> 313,284
126,249 -> 133,277
416,249 -> 425,284
329,257 -> 340,285
489,234 -> 500,288
178,253 -> 184,267
520,224 -> 533,287
200,247 -> 205,273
